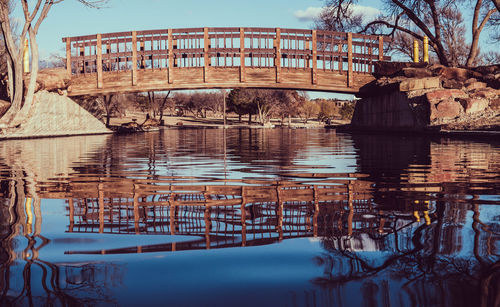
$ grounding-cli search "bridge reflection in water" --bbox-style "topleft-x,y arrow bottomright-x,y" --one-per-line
62,176 -> 403,254
0,130 -> 499,306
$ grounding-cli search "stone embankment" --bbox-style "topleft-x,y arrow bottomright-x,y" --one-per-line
0,68 -> 111,139
351,62 -> 500,131
0,90 -> 111,139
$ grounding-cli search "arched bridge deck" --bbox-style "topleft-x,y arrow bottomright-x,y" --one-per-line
62,27 -> 391,96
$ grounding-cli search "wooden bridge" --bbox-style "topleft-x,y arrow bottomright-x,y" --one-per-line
62,27 -> 391,96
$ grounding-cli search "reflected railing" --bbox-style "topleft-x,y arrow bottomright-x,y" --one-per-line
31,174 -> 439,255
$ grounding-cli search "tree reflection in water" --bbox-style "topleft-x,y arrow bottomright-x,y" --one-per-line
309,134 -> 500,307
0,181 -> 122,306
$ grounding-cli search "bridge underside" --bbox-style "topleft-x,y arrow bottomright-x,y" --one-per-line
67,67 -> 375,96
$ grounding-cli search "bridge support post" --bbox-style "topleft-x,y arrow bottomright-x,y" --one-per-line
132,31 -> 138,86
96,34 -> 103,89
347,32 -> 353,87
68,198 -> 74,233
204,27 -> 209,82
312,30 -> 317,85
274,28 -> 281,83
98,182 -> 104,234
133,184 -> 140,234
378,36 -> 384,61
168,29 -> 173,84
65,38 -> 71,76
240,27 -> 245,83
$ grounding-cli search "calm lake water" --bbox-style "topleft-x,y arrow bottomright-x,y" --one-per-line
0,128 -> 499,307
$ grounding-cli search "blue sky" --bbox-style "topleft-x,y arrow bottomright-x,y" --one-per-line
16,0 -> 382,99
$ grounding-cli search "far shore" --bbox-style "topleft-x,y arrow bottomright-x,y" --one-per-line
108,111 -> 347,129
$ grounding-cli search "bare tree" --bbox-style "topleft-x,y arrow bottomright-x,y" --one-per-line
466,0 -> 497,66
319,0 -> 499,67
0,0 -> 108,127
299,100 -> 320,124
99,94 -> 114,127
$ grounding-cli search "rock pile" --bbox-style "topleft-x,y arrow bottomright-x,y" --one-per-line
355,62 -> 500,130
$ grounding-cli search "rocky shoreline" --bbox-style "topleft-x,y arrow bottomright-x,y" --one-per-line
351,62 -> 500,131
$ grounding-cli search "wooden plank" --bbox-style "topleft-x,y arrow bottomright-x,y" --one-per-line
132,31 -> 138,86
311,30 -> 317,85
96,34 -> 103,88
347,32 -> 353,87
66,39 -> 72,76
204,27 -> 209,82
98,183 -> 104,234
378,35 -> 384,61
240,27 -> 245,82
168,29 -> 173,84
68,66 -> 373,96
275,28 -> 281,83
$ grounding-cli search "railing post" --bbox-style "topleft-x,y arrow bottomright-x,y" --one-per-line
240,27 -> 245,83
96,34 -> 103,89
168,29 -> 173,84
347,32 -> 353,87
423,36 -> 429,63
378,35 -> 384,61
68,198 -> 74,233
274,28 -> 281,83
98,182 -> 104,234
204,27 -> 209,83
65,38 -> 71,76
132,31 -> 138,86
133,184 -> 140,234
413,40 -> 419,63
312,30 -> 317,85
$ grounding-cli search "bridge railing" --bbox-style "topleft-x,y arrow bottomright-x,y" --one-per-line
62,27 -> 391,89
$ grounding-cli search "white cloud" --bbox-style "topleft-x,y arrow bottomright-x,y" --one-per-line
294,5 -> 381,23
294,7 -> 324,22
352,4 -> 381,20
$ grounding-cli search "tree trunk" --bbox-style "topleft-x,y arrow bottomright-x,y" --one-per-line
0,60 -> 23,125
238,114 -> 242,122
248,114 -> 251,125
158,91 -> 170,122
10,29 -> 40,127
492,0 -> 500,13
7,59 -> 13,101
466,1 -> 495,67
104,95 -> 113,127
0,5 -> 25,126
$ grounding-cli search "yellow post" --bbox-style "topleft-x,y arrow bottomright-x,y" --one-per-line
423,36 -> 429,63
423,211 -> 431,225
23,38 -> 29,73
413,40 -> 419,63
413,211 -> 421,223
25,198 -> 33,234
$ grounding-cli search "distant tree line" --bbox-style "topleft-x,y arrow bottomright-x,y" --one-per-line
74,89 -> 355,127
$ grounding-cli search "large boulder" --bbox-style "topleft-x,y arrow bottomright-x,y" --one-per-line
374,61 -> 427,77
462,98 -> 490,114
426,89 -> 468,104
24,68 -> 71,93
432,99 -> 462,120
491,98 -> 500,111
472,64 -> 500,75
431,66 -> 476,82
426,89 -> 467,121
